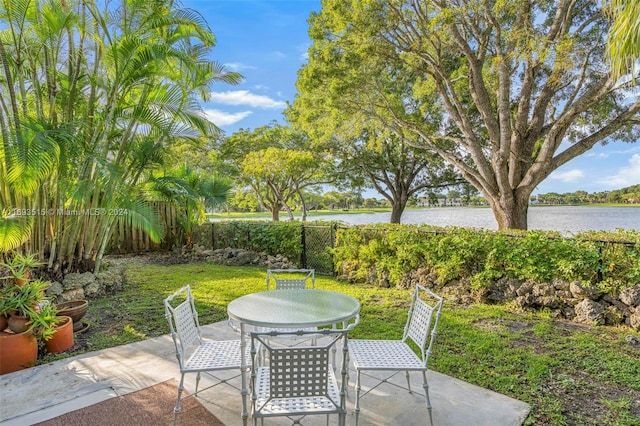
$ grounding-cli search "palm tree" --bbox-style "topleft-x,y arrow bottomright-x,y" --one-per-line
0,0 -> 241,272
149,166 -> 233,248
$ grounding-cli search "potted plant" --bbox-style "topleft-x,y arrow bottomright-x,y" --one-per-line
29,302 -> 74,354
0,327 -> 38,374
1,252 -> 43,285
3,279 -> 50,333
0,279 -> 67,375
0,281 -> 46,375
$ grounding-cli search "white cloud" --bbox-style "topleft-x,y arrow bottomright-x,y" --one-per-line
597,154 -> 640,187
224,62 -> 257,71
209,90 -> 287,109
203,109 -> 252,126
270,51 -> 287,59
549,169 -> 584,183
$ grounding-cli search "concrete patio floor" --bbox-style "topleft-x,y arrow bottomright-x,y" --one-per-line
0,321 -> 530,425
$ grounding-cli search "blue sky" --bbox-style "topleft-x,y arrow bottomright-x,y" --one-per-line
185,0 -> 640,196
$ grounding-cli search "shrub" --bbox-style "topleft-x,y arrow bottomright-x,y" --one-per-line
333,225 -> 640,291
211,221 -> 302,262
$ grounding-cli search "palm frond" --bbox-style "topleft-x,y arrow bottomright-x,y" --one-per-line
113,198 -> 163,243
6,120 -> 62,196
0,211 -> 33,251
200,176 -> 233,207
147,175 -> 195,202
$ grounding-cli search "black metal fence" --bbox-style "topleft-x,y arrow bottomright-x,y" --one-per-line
208,222 -> 339,275
301,225 -> 338,275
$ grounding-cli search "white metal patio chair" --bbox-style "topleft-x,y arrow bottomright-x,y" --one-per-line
164,285 -> 249,426
266,268 -> 315,290
249,328 -> 349,426
348,285 -> 444,426
264,268 -> 319,340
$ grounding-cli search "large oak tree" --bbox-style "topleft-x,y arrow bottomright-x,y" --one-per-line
288,33 -> 462,224
295,0 -> 640,229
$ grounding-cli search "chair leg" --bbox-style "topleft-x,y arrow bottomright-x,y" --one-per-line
174,373 -> 186,426
405,370 -> 412,393
422,370 -> 433,426
354,369 -> 362,426
344,351 -> 350,398
195,371 -> 201,395
331,343 -> 337,371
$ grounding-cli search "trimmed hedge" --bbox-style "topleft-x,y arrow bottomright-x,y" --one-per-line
333,224 -> 640,292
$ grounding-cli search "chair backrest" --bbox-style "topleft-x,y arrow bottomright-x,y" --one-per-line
164,285 -> 202,368
266,268 -> 315,290
250,328 -> 348,409
402,285 -> 444,365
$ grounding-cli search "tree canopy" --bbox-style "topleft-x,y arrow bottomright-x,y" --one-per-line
326,129 -> 461,223
294,0 -> 640,230
216,124 -> 331,221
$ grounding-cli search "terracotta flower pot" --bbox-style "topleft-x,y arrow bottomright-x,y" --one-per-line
44,315 -> 74,354
14,275 -> 29,286
0,330 -> 38,375
7,313 -> 30,334
56,300 -> 88,324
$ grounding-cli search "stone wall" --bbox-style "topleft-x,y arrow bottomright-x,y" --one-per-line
45,262 -> 126,303
189,246 -> 297,269
398,268 -> 640,331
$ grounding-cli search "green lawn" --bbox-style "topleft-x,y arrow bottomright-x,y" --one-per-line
50,262 -> 640,426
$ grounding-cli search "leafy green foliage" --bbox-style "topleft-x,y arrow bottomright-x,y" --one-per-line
214,124 -> 331,221
0,0 -> 240,271
212,221 -> 303,263
333,224 -> 640,292
0,211 -> 33,252
148,166 -> 232,247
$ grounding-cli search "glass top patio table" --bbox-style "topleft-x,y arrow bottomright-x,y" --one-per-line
227,289 -> 360,425
227,289 -> 360,329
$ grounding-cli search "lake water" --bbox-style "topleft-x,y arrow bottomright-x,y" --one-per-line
311,206 -> 639,233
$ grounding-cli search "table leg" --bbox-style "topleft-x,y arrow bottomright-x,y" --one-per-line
240,322 -> 248,425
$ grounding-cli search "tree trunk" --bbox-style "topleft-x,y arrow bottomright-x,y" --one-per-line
297,189 -> 308,222
390,195 -> 408,224
282,202 -> 295,221
271,206 -> 280,221
489,193 -> 529,230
